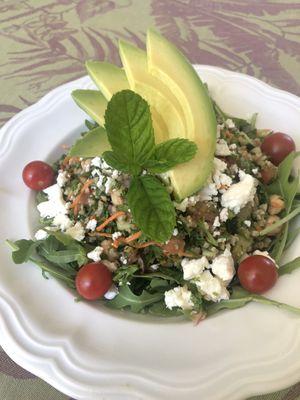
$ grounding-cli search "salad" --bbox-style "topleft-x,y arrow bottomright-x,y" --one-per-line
8,30 -> 300,321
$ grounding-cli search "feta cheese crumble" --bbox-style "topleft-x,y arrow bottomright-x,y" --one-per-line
219,208 -> 229,222
211,248 -> 235,284
34,229 -> 48,240
195,271 -> 230,302
181,257 -> 209,280
86,218 -> 97,231
215,139 -> 231,156
221,171 -> 257,214
112,231 -> 122,241
91,156 -> 101,168
164,286 -> 194,310
244,220 -> 251,227
87,246 -> 103,262
56,170 -> 69,187
37,184 -> 73,230
104,284 -> 119,300
66,222 -> 85,242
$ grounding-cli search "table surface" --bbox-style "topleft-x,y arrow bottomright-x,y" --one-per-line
1,1 -> 300,399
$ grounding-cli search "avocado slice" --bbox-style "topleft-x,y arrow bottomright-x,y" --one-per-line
69,126 -> 111,158
85,61 -> 129,100
147,29 -> 217,200
71,89 -> 107,126
119,40 -> 186,144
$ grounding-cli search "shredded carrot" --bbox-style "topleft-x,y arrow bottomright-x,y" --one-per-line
179,251 -> 194,258
96,211 -> 125,231
135,241 -> 162,249
124,231 -> 142,243
88,232 -> 112,238
112,237 -> 125,248
70,179 -> 94,216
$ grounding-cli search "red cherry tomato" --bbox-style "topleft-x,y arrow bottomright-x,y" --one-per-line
261,132 -> 295,166
75,262 -> 112,300
238,255 -> 278,294
22,161 -> 55,190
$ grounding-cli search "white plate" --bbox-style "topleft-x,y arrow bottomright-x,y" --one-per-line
0,66 -> 300,400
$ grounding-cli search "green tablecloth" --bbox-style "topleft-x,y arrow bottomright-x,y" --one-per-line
0,1 -> 299,399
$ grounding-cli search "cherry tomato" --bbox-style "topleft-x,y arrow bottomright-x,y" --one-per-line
22,161 -> 55,190
261,132 -> 295,166
75,262 -> 112,300
238,255 -> 278,294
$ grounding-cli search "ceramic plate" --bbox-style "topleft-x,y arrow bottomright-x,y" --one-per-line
0,66 -> 300,400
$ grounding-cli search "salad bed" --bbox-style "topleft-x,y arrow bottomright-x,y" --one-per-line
7,30 -> 300,322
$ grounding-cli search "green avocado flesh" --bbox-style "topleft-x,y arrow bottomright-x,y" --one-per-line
147,29 -> 217,200
119,40 -> 186,144
71,90 -> 107,126
85,61 -> 129,100
69,127 -> 111,157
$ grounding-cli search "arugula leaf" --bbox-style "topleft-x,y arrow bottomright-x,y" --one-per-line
104,90 -> 155,166
9,239 -> 39,264
133,268 -> 182,284
285,226 -> 300,249
127,175 -> 176,242
278,257 -> 300,276
105,284 -> 164,313
6,240 -> 76,287
259,206 -> 300,236
69,126 -> 111,157
148,300 -> 183,317
266,151 -> 300,261
206,286 -> 300,316
144,138 -> 197,173
113,264 -> 139,286
102,150 -> 140,175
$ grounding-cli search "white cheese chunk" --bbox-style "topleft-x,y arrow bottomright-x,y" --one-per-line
91,157 -> 101,168
211,248 -> 235,284
34,229 -> 48,240
195,270 -> 230,302
104,284 -> 119,300
86,218 -> 97,231
66,222 -> 85,241
181,257 -> 209,280
56,170 -> 69,187
221,171 -> 257,214
87,246 -> 103,262
219,208 -> 229,222
215,139 -> 232,156
164,286 -> 194,310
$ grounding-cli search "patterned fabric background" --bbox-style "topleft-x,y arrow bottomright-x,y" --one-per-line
0,0 -> 300,399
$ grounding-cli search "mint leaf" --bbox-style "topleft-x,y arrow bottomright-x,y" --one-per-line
102,150 -> 141,175
69,126 -> 111,157
127,176 -> 176,242
104,90 -> 155,166
144,138 -> 197,173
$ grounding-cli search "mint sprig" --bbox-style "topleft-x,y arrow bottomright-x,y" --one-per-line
103,89 -> 155,175
127,176 -> 176,242
144,138 -> 197,173
102,90 -> 197,242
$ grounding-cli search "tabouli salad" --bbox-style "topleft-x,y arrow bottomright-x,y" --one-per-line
8,30 -> 300,321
